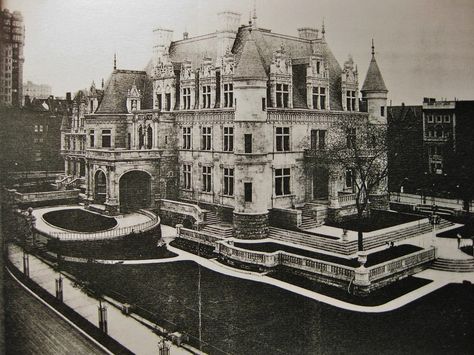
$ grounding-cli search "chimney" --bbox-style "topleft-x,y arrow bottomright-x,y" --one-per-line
24,95 -> 31,106
66,92 -> 72,102
297,27 -> 319,40
183,31 -> 189,40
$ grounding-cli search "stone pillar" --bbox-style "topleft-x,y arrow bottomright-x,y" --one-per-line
328,169 -> 339,208
105,167 -> 119,215
288,83 -> 293,108
233,212 -> 269,239
270,82 -> 276,108
306,82 -> 313,109
211,84 -> 216,108
153,120 -> 159,148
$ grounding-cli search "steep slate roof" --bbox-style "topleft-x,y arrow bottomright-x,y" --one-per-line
169,34 -> 218,69
233,31 -> 267,80
96,70 -> 153,114
361,56 -> 387,93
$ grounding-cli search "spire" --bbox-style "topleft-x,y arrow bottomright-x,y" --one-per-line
113,53 -> 117,70
252,0 -> 257,28
361,40 -> 387,93
101,78 -> 104,89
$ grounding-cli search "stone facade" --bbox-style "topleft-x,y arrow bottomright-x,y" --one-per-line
233,212 -> 269,239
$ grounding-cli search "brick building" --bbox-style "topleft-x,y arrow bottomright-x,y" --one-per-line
61,10 -> 388,238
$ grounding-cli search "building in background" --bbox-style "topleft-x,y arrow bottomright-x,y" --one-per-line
0,8 -> 25,107
23,81 -> 52,103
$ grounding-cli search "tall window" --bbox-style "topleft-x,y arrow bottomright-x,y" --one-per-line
223,126 -> 234,152
201,126 -> 212,150
346,128 -> 356,149
310,129 -> 326,150
223,168 -> 234,196
182,127 -> 192,149
156,94 -> 162,110
202,85 -> 211,108
146,126 -> 153,149
275,168 -> 291,196
276,127 -> 290,151
182,88 -> 191,110
223,83 -> 233,108
345,169 -> 353,189
313,86 -> 326,109
89,130 -> 95,148
164,93 -> 171,111
183,164 -> 192,190
346,90 -> 356,111
244,134 -> 252,153
244,182 -> 252,202
202,166 -> 212,192
101,129 -> 111,148
276,83 -> 289,108
380,106 -> 385,117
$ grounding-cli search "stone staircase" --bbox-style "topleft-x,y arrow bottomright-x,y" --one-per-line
299,204 -> 327,230
201,224 -> 234,239
431,258 -> 474,272
416,204 -> 455,216
204,211 -> 220,225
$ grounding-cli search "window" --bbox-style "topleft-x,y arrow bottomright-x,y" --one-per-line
182,127 -> 192,149
202,166 -> 212,192
89,130 -> 95,148
345,169 -> 353,189
275,168 -> 291,196
310,129 -> 326,150
202,85 -> 211,108
39,125 -> 44,132
276,127 -> 290,151
380,106 -> 385,117
156,94 -> 162,110
146,126 -> 153,149
427,115 -> 434,123
127,133 -> 131,150
201,126 -> 212,150
244,134 -> 252,153
223,168 -> 234,196
164,93 -> 171,111
346,128 -> 356,149
223,126 -> 234,152
244,182 -> 252,202
444,115 -> 451,123
346,90 -> 356,111
34,124 -> 38,132
183,164 -> 192,190
313,86 -> 327,110
436,115 -> 442,123
316,61 -> 321,74
101,129 -> 111,148
276,83 -> 289,108
223,83 -> 233,108
262,97 -> 266,111
182,88 -> 191,110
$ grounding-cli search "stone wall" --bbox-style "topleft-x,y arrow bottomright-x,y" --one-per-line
158,208 -> 196,229
269,208 -> 301,229
233,212 -> 269,239
369,193 -> 390,211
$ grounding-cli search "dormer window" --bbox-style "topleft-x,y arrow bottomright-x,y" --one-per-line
223,83 -> 233,108
346,90 -> 356,111
202,85 -> 211,109
276,84 -> 289,108
312,86 -> 326,110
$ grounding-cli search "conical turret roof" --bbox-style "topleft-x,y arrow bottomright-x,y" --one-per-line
362,44 -> 387,93
234,31 -> 267,81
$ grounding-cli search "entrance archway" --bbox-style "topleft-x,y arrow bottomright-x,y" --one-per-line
119,170 -> 151,212
94,170 -> 107,204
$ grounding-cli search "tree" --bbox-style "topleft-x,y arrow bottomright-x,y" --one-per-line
304,115 -> 388,251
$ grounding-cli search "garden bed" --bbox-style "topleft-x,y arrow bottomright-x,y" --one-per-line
43,208 -> 117,232
325,210 -> 423,232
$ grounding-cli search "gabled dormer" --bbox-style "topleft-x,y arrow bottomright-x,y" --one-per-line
126,82 -> 141,113
306,53 -> 330,110
270,46 -> 293,108
152,52 -> 176,111
220,49 -> 235,108
198,57 -> 216,109
341,55 -> 359,112
180,60 -> 195,110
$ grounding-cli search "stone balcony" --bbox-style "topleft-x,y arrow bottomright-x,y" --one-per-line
267,108 -> 367,124
86,148 -> 163,162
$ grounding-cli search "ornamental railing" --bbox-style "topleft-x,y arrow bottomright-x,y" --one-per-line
86,148 -> 162,161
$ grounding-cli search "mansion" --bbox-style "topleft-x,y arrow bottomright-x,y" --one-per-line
61,10 -> 388,238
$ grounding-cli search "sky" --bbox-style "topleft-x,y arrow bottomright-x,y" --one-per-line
5,0 -> 474,105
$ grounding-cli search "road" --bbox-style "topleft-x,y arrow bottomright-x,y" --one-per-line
4,271 -> 107,355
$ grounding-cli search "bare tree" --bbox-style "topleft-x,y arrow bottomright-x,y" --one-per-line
305,116 -> 388,250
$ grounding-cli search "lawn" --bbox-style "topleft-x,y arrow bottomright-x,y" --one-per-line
325,210 -> 423,232
43,208 -> 117,232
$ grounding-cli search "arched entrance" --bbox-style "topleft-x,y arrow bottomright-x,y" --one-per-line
119,170 -> 151,212
94,170 -> 107,204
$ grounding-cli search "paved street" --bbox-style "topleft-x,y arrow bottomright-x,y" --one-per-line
4,271 -> 107,355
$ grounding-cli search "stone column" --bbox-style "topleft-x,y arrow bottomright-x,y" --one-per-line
105,167 -> 119,215
153,120 -> 159,149
328,168 -> 339,208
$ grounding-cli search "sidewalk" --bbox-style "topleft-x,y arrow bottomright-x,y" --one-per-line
7,244 -> 196,355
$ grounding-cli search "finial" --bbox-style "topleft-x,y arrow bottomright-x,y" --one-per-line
101,78 -> 104,89
322,18 -> 326,39
252,0 -> 257,28
371,39 -> 375,57
114,53 -> 117,70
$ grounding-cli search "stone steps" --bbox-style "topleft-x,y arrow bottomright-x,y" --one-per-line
201,225 -> 233,239
431,258 -> 474,272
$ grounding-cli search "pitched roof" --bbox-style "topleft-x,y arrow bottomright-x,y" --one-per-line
96,70 -> 153,113
169,34 -> 218,69
361,56 -> 387,92
233,32 -> 267,80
